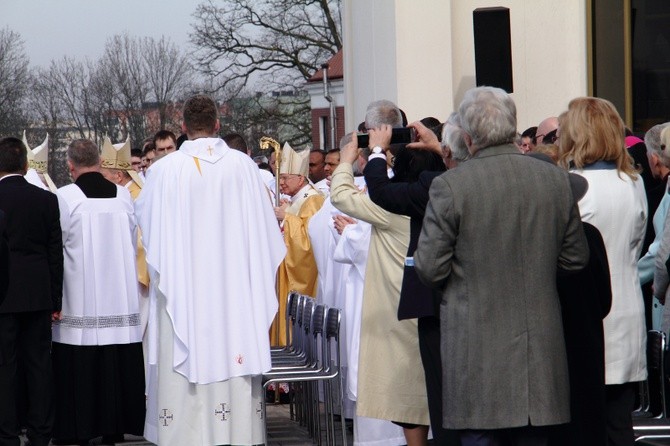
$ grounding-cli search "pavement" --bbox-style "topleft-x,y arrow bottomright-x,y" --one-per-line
20,402 -> 352,446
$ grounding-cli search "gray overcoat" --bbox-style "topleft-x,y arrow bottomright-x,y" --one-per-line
414,144 -> 589,430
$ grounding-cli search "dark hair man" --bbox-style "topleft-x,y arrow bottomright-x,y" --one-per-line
153,130 -> 177,159
223,132 -> 250,155
136,95 -> 286,445
0,137 -> 62,446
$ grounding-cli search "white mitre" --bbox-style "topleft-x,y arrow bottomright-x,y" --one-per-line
100,136 -> 143,187
279,142 -> 309,177
22,131 -> 57,192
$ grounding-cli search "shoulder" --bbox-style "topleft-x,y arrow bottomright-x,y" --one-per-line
116,184 -> 133,200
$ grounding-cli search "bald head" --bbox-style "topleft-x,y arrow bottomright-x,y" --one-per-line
535,117 -> 559,145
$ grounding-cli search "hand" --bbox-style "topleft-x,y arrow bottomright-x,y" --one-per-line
654,285 -> 666,305
340,132 -> 360,164
368,124 -> 392,150
51,311 -> 62,322
333,214 -> 357,235
406,121 -> 442,155
274,199 -> 290,221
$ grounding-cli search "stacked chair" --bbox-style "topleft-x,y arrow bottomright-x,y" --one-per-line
634,330 -> 670,444
264,292 -> 348,446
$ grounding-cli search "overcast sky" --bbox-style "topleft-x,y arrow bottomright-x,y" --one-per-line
1,0 -> 204,68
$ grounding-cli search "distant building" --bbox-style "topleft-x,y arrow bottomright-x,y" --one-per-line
304,50 -> 345,152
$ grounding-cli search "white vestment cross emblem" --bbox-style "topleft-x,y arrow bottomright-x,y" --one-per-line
159,409 -> 174,426
214,403 -> 231,421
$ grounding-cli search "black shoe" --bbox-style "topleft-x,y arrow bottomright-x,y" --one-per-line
101,434 -> 124,444
51,439 -> 90,446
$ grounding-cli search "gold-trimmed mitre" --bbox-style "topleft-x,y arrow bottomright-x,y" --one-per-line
101,136 -> 143,187
22,131 -> 57,192
22,131 -> 50,174
279,142 -> 309,177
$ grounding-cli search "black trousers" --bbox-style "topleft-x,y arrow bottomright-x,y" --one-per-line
417,315 -> 461,445
0,311 -> 54,446
459,425 -> 552,446
605,383 -> 636,446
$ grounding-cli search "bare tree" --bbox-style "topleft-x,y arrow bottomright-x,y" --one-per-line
141,36 -> 191,130
0,27 -> 30,137
88,58 -> 123,144
100,34 -> 150,145
191,0 -> 342,91
39,57 -> 97,140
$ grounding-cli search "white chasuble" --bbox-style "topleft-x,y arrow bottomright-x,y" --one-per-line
53,184 -> 141,346
135,138 -> 285,385
144,292 -> 264,446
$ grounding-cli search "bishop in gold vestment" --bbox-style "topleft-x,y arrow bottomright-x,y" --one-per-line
272,143 -> 324,345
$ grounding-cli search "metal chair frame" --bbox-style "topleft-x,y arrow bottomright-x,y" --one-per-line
263,305 -> 347,446
634,330 -> 670,442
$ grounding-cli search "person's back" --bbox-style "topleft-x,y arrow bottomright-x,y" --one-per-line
426,149 -> 579,427
51,139 -> 145,445
0,136 -> 62,446
415,87 -> 588,446
0,172 -> 61,313
137,95 -> 285,446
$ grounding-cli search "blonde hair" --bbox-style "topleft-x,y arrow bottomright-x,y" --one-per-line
533,143 -> 559,163
558,97 -> 637,179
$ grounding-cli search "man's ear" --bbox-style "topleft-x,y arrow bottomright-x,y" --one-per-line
181,122 -> 187,135
463,133 -> 474,153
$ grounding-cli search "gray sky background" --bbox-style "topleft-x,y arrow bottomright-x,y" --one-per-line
1,0 -> 204,68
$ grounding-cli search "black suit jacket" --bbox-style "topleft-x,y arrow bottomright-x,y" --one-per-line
364,157 -> 442,319
0,210 -> 9,307
555,222 -> 611,445
0,175 -> 63,313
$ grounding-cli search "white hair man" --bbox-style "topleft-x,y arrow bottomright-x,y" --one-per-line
272,143 -> 325,346
363,99 -> 404,172
414,86 -> 588,446
639,122 -> 670,329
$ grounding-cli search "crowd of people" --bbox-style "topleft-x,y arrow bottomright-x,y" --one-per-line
0,86 -> 665,446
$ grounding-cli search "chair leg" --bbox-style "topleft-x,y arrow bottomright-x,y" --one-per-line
325,377 -> 334,446
289,382 -> 295,421
338,372 -> 348,446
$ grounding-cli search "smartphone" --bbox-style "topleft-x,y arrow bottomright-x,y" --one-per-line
357,127 -> 416,148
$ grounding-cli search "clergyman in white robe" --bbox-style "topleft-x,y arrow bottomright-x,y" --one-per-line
136,137 -> 286,446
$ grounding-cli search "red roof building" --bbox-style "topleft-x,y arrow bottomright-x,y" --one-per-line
304,49 -> 345,151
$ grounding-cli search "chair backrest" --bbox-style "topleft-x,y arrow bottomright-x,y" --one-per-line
302,298 -> 315,335
288,294 -> 307,354
325,307 -> 340,340
322,308 -> 341,371
647,330 -> 666,418
311,304 -> 326,337
284,291 -> 298,345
